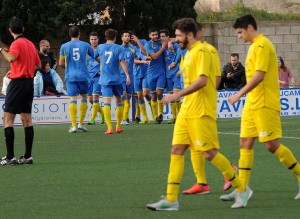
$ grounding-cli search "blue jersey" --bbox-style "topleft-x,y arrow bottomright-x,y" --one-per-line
96,43 -> 124,85
164,43 -> 180,78
133,39 -> 148,79
59,40 -> 94,82
145,40 -> 165,77
87,49 -> 100,78
174,47 -> 187,65
120,44 -> 136,80
134,48 -> 148,79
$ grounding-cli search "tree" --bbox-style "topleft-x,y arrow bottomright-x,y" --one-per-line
0,0 -> 108,44
120,0 -> 197,38
0,0 -> 197,45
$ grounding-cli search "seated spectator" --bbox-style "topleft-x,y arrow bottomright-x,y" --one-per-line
278,56 -> 295,88
1,71 -> 11,95
34,60 -> 67,96
219,53 -> 246,90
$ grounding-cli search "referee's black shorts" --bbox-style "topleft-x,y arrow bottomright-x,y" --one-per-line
4,78 -> 34,114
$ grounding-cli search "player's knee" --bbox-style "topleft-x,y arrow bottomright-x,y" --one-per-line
171,145 -> 187,155
264,140 -> 280,153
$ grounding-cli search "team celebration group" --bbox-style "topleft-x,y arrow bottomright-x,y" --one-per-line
1,14 -> 300,211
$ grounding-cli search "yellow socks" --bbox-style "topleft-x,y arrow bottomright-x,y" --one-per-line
79,100 -> 88,125
274,144 -> 300,182
210,152 -> 245,192
190,149 -> 207,184
166,154 -> 184,202
148,100 -> 154,119
123,99 -> 130,120
98,103 -> 104,116
116,103 -> 123,129
170,102 -> 177,119
103,104 -> 112,130
176,100 -> 181,113
69,100 -> 77,127
158,99 -> 164,116
139,100 -> 149,121
91,100 -> 100,121
151,100 -> 158,120
135,101 -> 140,118
239,149 -> 254,186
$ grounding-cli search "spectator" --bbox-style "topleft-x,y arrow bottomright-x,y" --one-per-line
220,53 -> 246,90
278,56 -> 295,88
34,60 -> 67,96
38,39 -> 57,69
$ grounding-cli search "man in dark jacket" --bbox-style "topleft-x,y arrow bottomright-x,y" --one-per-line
220,53 -> 246,90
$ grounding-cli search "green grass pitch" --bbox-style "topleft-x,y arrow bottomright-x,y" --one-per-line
0,116 -> 300,219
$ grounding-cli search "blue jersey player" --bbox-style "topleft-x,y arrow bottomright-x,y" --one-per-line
120,31 -> 147,125
120,30 -> 137,125
95,29 -> 130,134
87,32 -> 105,125
159,29 -> 181,124
133,38 -> 152,124
59,26 -> 95,133
145,28 -> 167,124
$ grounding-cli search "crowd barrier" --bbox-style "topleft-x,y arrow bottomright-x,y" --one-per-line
1,88 -> 300,126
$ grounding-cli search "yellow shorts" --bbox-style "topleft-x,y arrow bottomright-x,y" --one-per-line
241,107 -> 282,142
172,114 -> 220,151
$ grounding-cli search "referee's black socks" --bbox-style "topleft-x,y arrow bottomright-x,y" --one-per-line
24,126 -> 34,159
4,127 -> 15,159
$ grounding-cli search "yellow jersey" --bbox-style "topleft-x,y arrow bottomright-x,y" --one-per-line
244,34 -> 280,111
179,41 -> 217,119
203,41 -> 221,77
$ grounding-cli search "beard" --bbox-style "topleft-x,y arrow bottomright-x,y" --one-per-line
42,48 -> 49,54
179,36 -> 188,49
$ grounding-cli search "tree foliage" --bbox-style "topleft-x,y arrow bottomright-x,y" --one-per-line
0,0 -> 107,44
121,0 -> 197,38
0,0 -> 197,45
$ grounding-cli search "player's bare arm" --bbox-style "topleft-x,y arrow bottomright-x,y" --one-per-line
149,40 -> 167,60
59,56 -> 66,69
120,60 -> 130,86
131,35 -> 146,55
1,48 -> 16,63
228,70 -> 265,105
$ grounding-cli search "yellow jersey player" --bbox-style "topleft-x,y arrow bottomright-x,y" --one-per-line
146,18 -> 252,211
222,14 -> 300,201
182,23 -> 237,194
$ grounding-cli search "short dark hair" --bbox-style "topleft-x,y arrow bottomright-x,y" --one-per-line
231,53 -> 239,59
105,29 -> 118,40
9,17 -> 24,34
172,18 -> 197,37
233,14 -> 257,30
120,30 -> 130,37
69,26 -> 80,38
41,60 -> 50,71
89,31 -> 98,38
159,29 -> 169,37
148,27 -> 158,34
